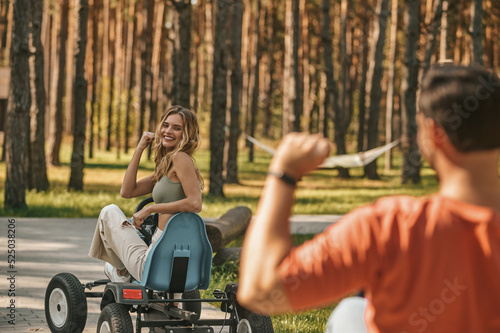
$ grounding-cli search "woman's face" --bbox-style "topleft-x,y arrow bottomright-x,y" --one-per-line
159,113 -> 184,150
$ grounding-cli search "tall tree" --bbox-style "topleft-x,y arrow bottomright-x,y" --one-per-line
248,0 -> 261,163
471,0 -> 484,65
171,0 -> 192,108
226,0 -> 243,184
321,0 -> 349,178
209,0 -> 230,197
357,0 -> 369,153
439,0 -> 449,61
401,0 -> 421,184
421,0 -> 444,76
364,0 -> 389,180
5,0 -> 30,209
262,0 -> 276,137
283,0 -> 301,134
27,0 -> 48,191
68,0 -> 88,191
47,0 -> 69,166
385,0 -> 398,172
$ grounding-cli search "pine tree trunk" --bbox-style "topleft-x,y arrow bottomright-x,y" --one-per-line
27,0 -> 48,192
68,0 -> 88,191
439,0 -> 448,62
357,0 -> 369,153
421,0 -> 444,76
226,0 -> 242,184
248,0 -> 261,163
106,7 -> 115,152
65,1 -> 75,135
48,0 -> 69,166
5,0 -> 30,209
336,0 -> 350,178
89,0 -> 101,158
204,0 -> 214,107
172,0 -> 192,108
114,0 -> 123,159
209,0 -> 230,197
123,0 -> 135,154
471,0 -> 484,65
364,0 -> 389,180
134,0 -> 144,144
283,0 -> 301,134
2,0 -> 13,64
385,0 -> 398,172
262,0 -> 276,138
401,0 -> 421,184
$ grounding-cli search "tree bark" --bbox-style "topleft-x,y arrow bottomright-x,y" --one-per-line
48,0 -> 69,166
172,0 -> 192,108
470,0 -> 484,65
421,0 -> 444,76
123,0 -> 135,154
226,0 -> 242,184
27,0 -> 48,192
248,0 -> 261,163
89,0 -> 101,158
283,0 -> 301,134
385,0 -> 398,172
357,0 -> 369,153
209,0 -> 230,197
401,0 -> 421,184
68,0 -> 88,191
262,0 -> 276,138
364,0 -> 389,180
5,0 -> 30,209
439,0 -> 448,62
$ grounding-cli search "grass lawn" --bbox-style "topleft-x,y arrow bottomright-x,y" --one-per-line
0,142 -> 440,332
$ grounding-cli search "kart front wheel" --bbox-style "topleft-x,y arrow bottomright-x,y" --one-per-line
97,303 -> 133,333
44,273 -> 87,333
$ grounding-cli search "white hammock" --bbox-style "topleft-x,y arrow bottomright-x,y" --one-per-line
244,134 -> 399,169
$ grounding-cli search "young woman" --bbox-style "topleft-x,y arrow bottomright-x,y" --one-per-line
89,105 -> 204,283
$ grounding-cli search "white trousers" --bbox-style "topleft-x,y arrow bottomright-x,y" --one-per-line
88,204 -> 162,281
325,297 -> 367,333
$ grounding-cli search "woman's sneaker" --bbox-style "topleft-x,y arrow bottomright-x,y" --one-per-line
104,262 -> 131,283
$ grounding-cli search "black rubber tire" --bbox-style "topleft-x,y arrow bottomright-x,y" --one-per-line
236,309 -> 274,333
181,289 -> 202,318
44,273 -> 87,333
97,303 -> 133,333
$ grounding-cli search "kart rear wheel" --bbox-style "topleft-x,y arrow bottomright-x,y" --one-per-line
236,309 -> 274,333
97,303 -> 133,333
45,273 -> 87,333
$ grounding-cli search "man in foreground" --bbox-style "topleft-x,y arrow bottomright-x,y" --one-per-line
238,64 -> 500,332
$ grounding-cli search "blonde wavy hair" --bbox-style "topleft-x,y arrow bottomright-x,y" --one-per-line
152,105 -> 204,189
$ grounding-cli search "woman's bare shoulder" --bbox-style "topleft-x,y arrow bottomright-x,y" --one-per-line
171,151 -> 194,165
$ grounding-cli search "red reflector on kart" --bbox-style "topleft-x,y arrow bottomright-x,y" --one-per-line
123,289 -> 143,300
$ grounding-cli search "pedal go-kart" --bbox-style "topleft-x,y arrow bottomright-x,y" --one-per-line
44,198 -> 274,333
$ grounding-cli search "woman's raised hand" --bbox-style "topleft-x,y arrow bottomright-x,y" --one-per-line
270,133 -> 331,180
137,131 -> 155,151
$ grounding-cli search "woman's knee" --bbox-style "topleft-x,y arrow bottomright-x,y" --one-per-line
99,204 -> 128,227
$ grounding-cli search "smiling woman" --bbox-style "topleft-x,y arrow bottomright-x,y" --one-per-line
88,105 -> 204,283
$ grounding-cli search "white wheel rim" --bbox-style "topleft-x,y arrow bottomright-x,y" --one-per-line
99,320 -> 112,333
48,288 -> 68,328
237,318 -> 252,333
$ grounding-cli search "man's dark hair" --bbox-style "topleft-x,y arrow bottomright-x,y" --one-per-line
419,64 -> 500,152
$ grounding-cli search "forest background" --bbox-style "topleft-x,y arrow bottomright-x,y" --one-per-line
0,0 -> 499,211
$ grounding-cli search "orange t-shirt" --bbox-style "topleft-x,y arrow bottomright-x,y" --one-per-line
278,195 -> 500,332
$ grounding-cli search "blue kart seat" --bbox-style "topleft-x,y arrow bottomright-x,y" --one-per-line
138,212 -> 213,292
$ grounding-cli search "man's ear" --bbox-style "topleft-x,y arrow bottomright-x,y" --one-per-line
431,121 -> 449,148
